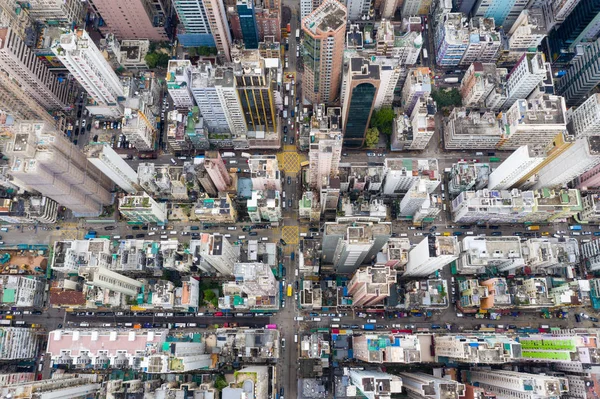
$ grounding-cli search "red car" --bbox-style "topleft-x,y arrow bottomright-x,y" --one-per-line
215,312 -> 224,317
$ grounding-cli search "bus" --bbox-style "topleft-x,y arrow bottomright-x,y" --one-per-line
287,284 -> 292,297
489,157 -> 501,162
295,29 -> 300,39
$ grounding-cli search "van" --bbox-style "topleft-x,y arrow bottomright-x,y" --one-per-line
187,323 -> 197,328
400,233 -> 408,237
294,316 -> 304,321
148,232 -> 156,236
238,235 -> 246,239
466,231 -> 474,235
313,317 -> 321,321
170,230 -> 177,235
283,191 -> 286,199
113,235 -> 121,239
294,334 -> 298,343
367,319 -> 377,323
229,160 -> 238,164
170,158 -> 177,165
332,318 -> 341,322
441,184 -> 445,191
475,152 -> 483,156
160,235 -> 168,239
227,226 -> 237,230
261,237 -> 269,241
0,228 -> 7,232
331,324 -> 340,328
282,201 -> 286,209
224,234 -> 232,238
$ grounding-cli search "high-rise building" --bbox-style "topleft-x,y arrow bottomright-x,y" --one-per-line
27,0 -> 84,24
460,62 -> 503,107
0,374 -> 101,399
233,49 -> 278,134
0,327 -> 39,360
190,62 -> 230,132
300,0 -> 322,19
247,189 -> 282,223
321,217 -> 392,274
496,95 -> 567,150
302,0 -> 347,104
348,370 -> 403,399
382,158 -> 440,195
399,372 -> 466,399
551,0 -> 583,29
434,334 -> 521,364
118,193 -> 168,224
190,234 -> 238,275
375,19 -> 423,65
503,52 -> 547,109
460,18 -> 501,66
402,67 -> 432,115
121,100 -> 157,151
308,105 -> 343,189
468,369 -> 568,399
548,0 -> 600,65
434,13 -> 469,67
0,27 -> 70,114
402,0 -> 431,16
204,151 -> 232,192
202,0 -> 232,60
507,9 -> 546,53
166,60 -> 195,108
85,143 -> 139,193
578,163 -> 600,189
458,236 -> 525,273
346,0 -> 372,21
237,0 -> 260,49
248,155 -> 281,191
403,235 -> 460,277
52,29 -> 123,113
488,145 -> 546,190
87,0 -> 171,41
7,121 -> 113,216
568,93 -> 600,138
443,108 -> 504,150
533,137 -> 600,189
347,265 -> 397,307
341,58 -> 380,148
172,0 -> 215,47
557,39 -> 600,106
214,67 -> 248,135
79,266 -> 143,296
472,0 -> 529,30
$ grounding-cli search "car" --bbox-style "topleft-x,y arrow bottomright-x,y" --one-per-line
351,325 -> 360,329
287,176 -> 292,185
283,136 -> 287,143
367,152 -> 375,157
591,317 -> 599,322
288,199 -> 292,208
377,153 -> 383,157
491,231 -> 503,236
460,225 -> 470,229
135,233 -> 145,238
575,313 -> 582,323
580,312 -> 590,319
281,338 -> 286,348
513,232 -> 523,236
342,153 -> 348,156
283,126 -> 288,134
125,235 -> 134,239
249,232 -> 258,236
104,226 -> 116,230
453,231 -> 463,236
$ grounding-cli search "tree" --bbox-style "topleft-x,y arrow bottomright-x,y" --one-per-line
431,88 -> 462,108
145,53 -> 159,68
214,374 -> 228,390
365,127 -> 380,147
145,52 -> 170,69
370,107 -> 395,136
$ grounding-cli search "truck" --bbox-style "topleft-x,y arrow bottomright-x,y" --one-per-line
284,96 -> 289,107
295,29 -> 300,39
526,225 -> 540,231
569,225 -> 583,231
423,49 -> 428,59
221,152 -> 235,157
362,324 -> 375,330
84,230 -> 97,240
285,83 -> 290,92
444,77 -> 459,83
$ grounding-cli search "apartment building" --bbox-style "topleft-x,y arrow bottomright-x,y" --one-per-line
118,194 -> 167,224
434,335 -> 521,364
435,13 -> 469,67
443,108 -> 503,150
0,327 -> 39,360
403,236 -> 460,277
190,234 -> 238,275
220,262 -> 279,311
460,18 -> 501,66
382,158 -> 440,195
488,145 -> 546,190
468,369 -> 568,399
347,265 -> 397,307
353,333 -> 423,363
249,155 -> 282,192
85,143 -> 139,194
78,266 -> 143,296
321,217 -> 392,274
504,52 -> 547,109
457,236 -> 525,274
166,60 -> 194,108
308,105 -> 343,189
204,151 -> 232,192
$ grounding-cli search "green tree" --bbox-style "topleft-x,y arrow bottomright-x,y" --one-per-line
156,53 -> 171,68
203,289 -> 216,302
370,107 -> 395,136
365,127 -> 380,147
214,374 -> 228,390
145,52 -> 159,68
431,88 -> 462,108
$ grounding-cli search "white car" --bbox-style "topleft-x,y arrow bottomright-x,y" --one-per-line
414,232 -> 423,236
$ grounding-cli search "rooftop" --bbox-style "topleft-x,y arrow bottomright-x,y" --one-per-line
303,0 -> 346,36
